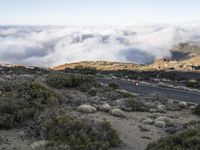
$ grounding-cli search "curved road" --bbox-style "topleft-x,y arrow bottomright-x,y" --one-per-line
98,78 -> 200,104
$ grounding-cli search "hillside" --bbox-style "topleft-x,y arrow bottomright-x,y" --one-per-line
0,66 -> 200,150
53,56 -> 200,72
171,42 -> 200,60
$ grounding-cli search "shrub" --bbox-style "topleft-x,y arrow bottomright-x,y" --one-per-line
87,88 -> 97,96
46,73 -> 98,90
11,66 -> 28,74
74,65 -> 97,75
128,99 -> 147,112
42,109 -> 120,150
193,104 -> 200,117
46,73 -> 73,88
186,79 -> 199,88
146,127 -> 200,150
0,80 -> 58,129
118,91 -> 135,98
127,74 -> 138,79
108,82 -> 120,89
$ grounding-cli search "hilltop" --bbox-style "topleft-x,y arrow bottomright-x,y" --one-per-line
53,56 -> 200,72
53,42 -> 200,72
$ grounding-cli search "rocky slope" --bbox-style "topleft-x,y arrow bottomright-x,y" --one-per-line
53,56 -> 200,72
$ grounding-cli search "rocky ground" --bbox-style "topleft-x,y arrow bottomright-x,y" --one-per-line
53,56 -> 200,72
0,67 -> 199,150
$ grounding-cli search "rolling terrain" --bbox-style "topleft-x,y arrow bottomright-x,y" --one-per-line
0,65 -> 200,150
53,43 -> 200,72
0,43 -> 200,150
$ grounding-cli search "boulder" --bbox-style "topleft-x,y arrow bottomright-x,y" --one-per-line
110,109 -> 125,118
155,116 -> 173,126
98,103 -> 112,112
178,101 -> 187,109
143,119 -> 154,124
189,105 -> 196,110
149,108 -> 157,113
30,140 -> 48,150
154,121 -> 166,128
18,131 -> 25,140
157,104 -> 166,113
77,104 -> 96,113
167,100 -> 174,105
114,98 -> 132,112
145,102 -> 155,109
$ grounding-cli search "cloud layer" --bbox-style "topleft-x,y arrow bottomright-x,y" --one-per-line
0,23 -> 200,67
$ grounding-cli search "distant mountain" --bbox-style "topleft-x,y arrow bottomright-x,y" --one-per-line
171,42 -> 200,60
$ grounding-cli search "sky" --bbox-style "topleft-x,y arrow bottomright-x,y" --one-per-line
0,0 -> 200,25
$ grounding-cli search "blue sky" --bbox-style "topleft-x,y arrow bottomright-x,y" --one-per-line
0,0 -> 200,25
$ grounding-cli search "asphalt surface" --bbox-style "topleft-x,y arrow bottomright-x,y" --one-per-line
98,78 -> 200,104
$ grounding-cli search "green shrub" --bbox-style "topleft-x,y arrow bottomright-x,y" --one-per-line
128,99 -> 147,112
0,113 -> 15,129
74,65 -> 97,75
127,74 -> 138,79
186,79 -> 199,88
46,73 -> 98,90
87,88 -> 97,96
11,66 -> 28,74
193,104 -> 200,117
42,109 -> 120,150
0,80 -> 58,129
146,127 -> 200,150
118,91 -> 134,98
46,73 -> 73,88
108,82 -> 120,89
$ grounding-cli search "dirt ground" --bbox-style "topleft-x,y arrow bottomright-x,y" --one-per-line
0,129 -> 30,150
0,110 -> 199,150
88,110 -> 200,150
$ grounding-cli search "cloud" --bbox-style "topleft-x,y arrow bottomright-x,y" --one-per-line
0,23 -> 199,67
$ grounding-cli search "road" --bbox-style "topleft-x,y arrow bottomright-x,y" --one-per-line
98,78 -> 200,104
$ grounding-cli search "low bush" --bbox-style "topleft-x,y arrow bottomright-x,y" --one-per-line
46,73 -> 98,90
46,73 -> 73,88
108,82 -> 120,89
87,88 -> 97,96
0,80 -> 58,129
146,127 -> 200,150
127,74 -> 138,79
41,109 -> 120,150
118,91 -> 135,98
193,104 -> 200,117
128,98 -> 147,112
0,66 -> 49,75
186,79 -> 199,88
74,65 -> 97,75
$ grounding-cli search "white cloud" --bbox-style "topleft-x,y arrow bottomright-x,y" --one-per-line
0,23 -> 199,67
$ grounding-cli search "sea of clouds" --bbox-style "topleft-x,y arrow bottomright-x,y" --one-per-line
0,22 -> 200,67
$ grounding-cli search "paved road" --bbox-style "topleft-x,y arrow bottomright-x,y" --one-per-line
98,78 -> 200,104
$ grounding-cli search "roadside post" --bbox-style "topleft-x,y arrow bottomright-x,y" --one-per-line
135,81 -> 139,93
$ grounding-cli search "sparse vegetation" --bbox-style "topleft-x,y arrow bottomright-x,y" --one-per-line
1,59 -> 200,150
108,82 -> 120,89
41,109 -> 120,150
87,88 -> 97,96
193,104 -> 200,117
46,73 -> 98,89
128,98 -> 147,112
146,127 -> 200,150
0,80 -> 58,129
74,65 -> 97,75
186,79 -> 199,88
0,65 -> 49,75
